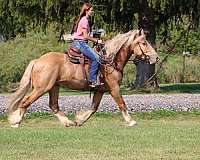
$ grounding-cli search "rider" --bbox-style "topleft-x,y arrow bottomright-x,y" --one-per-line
71,3 -> 103,88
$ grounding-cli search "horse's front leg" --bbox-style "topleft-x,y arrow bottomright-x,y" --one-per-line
110,86 -> 137,126
75,91 -> 104,126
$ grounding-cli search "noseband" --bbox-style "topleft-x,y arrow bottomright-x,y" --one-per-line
137,42 -> 150,61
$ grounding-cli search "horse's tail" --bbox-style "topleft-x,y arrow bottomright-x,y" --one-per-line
7,60 -> 36,114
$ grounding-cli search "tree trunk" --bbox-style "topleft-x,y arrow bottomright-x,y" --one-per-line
132,0 -> 158,88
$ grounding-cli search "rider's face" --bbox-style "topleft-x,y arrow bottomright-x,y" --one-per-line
87,7 -> 94,16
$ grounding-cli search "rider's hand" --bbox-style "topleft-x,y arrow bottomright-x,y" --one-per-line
97,39 -> 104,45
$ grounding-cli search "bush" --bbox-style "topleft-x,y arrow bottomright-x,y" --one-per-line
0,28 -> 69,91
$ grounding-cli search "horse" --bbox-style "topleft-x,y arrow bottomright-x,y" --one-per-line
7,29 -> 158,128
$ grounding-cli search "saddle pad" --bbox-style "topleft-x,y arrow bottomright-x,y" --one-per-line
66,48 -> 90,64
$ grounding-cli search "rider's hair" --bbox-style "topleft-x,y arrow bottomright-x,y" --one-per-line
72,3 -> 92,33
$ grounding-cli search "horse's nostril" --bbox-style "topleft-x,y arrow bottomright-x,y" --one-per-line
156,57 -> 160,62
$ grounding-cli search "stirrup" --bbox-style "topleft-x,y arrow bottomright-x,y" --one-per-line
89,81 -> 104,88
89,82 -> 98,88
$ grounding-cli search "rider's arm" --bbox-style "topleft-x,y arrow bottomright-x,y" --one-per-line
82,29 -> 102,44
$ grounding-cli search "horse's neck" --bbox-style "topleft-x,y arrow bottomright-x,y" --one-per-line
114,46 -> 131,71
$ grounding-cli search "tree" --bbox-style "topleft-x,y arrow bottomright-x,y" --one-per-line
0,0 -> 81,39
133,0 -> 157,88
132,0 -> 200,88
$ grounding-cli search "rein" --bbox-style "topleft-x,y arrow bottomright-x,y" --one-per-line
138,42 -> 145,55
137,42 -> 150,60
99,41 -> 148,76
96,38 -> 150,76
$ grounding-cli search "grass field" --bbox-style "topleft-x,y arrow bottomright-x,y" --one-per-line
0,111 -> 200,160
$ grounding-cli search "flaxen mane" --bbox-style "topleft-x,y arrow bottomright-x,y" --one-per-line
105,30 -> 139,56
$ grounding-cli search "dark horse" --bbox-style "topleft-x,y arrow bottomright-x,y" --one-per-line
7,29 -> 158,128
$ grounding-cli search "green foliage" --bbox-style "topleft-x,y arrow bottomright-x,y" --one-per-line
155,21 -> 200,84
122,53 -> 200,86
0,0 -> 81,39
158,54 -> 200,83
157,20 -> 200,55
0,27 -> 68,87
0,0 -> 200,40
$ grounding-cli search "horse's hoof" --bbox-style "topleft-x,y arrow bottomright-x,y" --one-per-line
11,123 -> 20,128
127,120 -> 137,126
74,120 -> 83,127
64,120 -> 76,127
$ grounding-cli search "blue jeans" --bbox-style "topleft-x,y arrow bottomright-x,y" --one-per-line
71,40 -> 100,82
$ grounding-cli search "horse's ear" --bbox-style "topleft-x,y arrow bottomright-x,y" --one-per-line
139,29 -> 145,36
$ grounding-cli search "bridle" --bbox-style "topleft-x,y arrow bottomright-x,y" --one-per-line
137,41 -> 150,62
96,40 -> 152,75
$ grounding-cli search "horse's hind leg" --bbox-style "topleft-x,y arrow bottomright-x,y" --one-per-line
49,85 -> 75,127
75,91 -> 104,126
9,88 -> 45,128
110,87 -> 137,126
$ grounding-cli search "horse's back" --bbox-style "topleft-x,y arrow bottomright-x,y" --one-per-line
38,52 -> 65,64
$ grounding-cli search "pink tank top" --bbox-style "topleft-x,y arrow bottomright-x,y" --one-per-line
73,16 -> 90,40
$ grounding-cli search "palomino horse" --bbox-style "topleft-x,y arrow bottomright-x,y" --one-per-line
7,29 -> 158,128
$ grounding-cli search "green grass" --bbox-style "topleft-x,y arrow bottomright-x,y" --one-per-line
0,111 -> 200,160
159,83 -> 200,93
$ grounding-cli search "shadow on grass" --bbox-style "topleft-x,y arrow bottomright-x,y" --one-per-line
159,83 -> 200,93
121,83 -> 200,94
2,83 -> 200,96
59,87 -> 90,96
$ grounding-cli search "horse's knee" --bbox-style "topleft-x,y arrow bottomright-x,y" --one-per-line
21,96 -> 30,108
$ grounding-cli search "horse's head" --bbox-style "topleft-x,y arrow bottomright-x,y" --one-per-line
130,30 -> 159,64
104,29 -> 159,64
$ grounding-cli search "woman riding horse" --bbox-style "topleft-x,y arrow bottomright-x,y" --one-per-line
72,3 -> 104,88
7,29 -> 158,128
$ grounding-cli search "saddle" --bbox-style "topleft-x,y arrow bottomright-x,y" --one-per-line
66,47 -> 105,85
65,45 -> 109,85
67,47 -> 90,64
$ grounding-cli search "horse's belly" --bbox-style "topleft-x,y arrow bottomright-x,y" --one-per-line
58,77 -> 90,90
